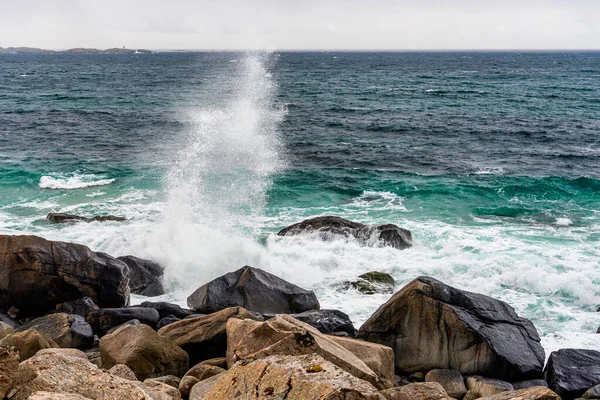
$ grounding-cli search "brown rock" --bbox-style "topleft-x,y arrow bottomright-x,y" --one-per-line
36,348 -> 88,360
478,387 -> 560,400
0,329 -> 57,360
9,349 -> 173,400
16,313 -> 93,349
143,380 -> 182,399
108,364 -> 138,381
226,314 -> 392,389
357,277 -> 544,381
28,392 -> 93,400
201,354 -> 384,399
197,357 -> 227,369
466,376 -> 514,398
0,235 -> 130,316
144,375 -> 181,388
380,382 -> 451,400
179,375 -> 199,397
425,369 -> 468,399
184,363 -> 225,380
189,373 -> 224,400
0,346 -> 20,397
0,321 -> 14,340
100,323 -> 189,380
158,306 -> 263,365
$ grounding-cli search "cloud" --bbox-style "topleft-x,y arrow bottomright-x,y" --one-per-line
0,0 -> 599,49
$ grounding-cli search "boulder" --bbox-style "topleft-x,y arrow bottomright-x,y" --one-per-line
342,271 -> 396,295
47,213 -> 126,223
187,265 -> 320,314
0,321 -> 14,340
278,216 -> 412,250
380,382 -> 451,399
36,348 -> 88,360
8,349 -> 172,400
0,311 -> 21,329
544,348 -> 600,399
87,307 -> 160,335
425,369 -> 467,399
513,380 -> 548,390
16,313 -> 93,349
56,297 -> 99,317
197,357 -> 227,369
226,314 -> 393,389
144,375 -> 180,388
179,376 -> 199,397
583,384 -> 600,399
185,363 -> 225,380
465,376 -> 514,399
201,354 -> 384,399
100,323 -> 189,380
189,373 -> 224,400
0,345 -> 20,397
264,309 -> 356,336
109,364 -> 138,381
357,277 -> 545,381
0,329 -> 57,360
158,306 -> 263,365
116,256 -> 165,297
28,392 -> 92,400
0,235 -> 130,316
157,316 -> 180,329
139,301 -> 195,319
477,387 -> 560,400
105,319 -> 141,335
143,380 -> 182,399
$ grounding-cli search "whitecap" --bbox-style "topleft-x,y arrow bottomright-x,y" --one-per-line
555,218 -> 573,227
39,174 -> 115,190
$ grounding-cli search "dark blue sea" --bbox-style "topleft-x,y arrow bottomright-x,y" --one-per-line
1,51 -> 599,353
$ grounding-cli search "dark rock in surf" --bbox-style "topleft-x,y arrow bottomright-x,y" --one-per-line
357,276 -> 545,382
341,271 -> 396,295
139,301 -> 195,320
56,297 -> 99,317
263,309 -> 356,337
187,266 -> 320,315
0,234 -> 130,317
544,348 -> 600,399
278,216 -> 412,250
117,256 -> 165,297
16,313 -> 93,349
47,212 -> 127,223
87,307 -> 160,336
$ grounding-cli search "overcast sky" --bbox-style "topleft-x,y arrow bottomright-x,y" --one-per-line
1,0 -> 599,50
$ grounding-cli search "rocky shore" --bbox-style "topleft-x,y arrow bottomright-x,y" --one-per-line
0,216 -> 599,399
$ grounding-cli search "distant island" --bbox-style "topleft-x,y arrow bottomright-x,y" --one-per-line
0,47 -> 155,54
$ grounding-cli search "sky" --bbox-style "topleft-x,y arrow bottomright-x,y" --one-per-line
1,0 -> 599,50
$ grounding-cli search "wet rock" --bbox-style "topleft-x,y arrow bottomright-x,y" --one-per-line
357,276 -> 545,381
87,307 -> 159,336
8,349 -> 171,400
544,348 -> 600,399
0,329 -> 57,360
108,364 -> 138,381
380,382 -> 451,399
187,265 -> 320,314
465,376 -> 514,399
201,354 -> 383,399
278,215 -> 412,250
100,323 -> 189,380
477,387 -> 560,400
342,271 -> 396,295
16,313 -> 93,349
226,313 -> 393,389
157,316 -> 180,329
47,213 -> 127,223
139,301 -> 195,319
0,321 -> 14,340
158,306 -> 263,365
425,369 -> 467,399
116,256 -> 165,297
0,235 -> 130,316
56,297 -> 99,317
0,345 -> 20,398
263,309 -> 356,336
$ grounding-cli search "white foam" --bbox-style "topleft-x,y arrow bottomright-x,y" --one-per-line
39,174 -> 115,189
555,218 -> 573,227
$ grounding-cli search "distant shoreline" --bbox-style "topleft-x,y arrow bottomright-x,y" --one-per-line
0,47 -> 155,54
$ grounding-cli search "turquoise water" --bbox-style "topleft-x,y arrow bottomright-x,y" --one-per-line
1,52 -> 599,354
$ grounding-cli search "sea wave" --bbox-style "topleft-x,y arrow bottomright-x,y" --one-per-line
39,174 -> 115,189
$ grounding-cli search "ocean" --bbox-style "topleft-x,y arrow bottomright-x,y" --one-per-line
1,51 -> 599,355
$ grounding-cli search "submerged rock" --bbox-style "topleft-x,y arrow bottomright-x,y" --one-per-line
116,256 -> 165,297
544,348 -> 600,399
278,215 -> 412,249
342,271 -> 396,294
16,313 -> 93,349
357,276 -> 545,381
263,309 -> 356,336
187,265 -> 320,314
201,354 -> 383,400
47,213 -> 127,223
0,235 -> 130,316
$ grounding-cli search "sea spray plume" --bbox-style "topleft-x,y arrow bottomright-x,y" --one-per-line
156,52 -> 286,290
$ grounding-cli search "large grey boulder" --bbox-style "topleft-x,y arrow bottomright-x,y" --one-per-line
544,348 -> 600,399
117,256 -> 165,297
16,313 -> 93,349
0,235 -> 130,317
187,266 -> 320,314
278,215 -> 412,250
357,276 -> 545,382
